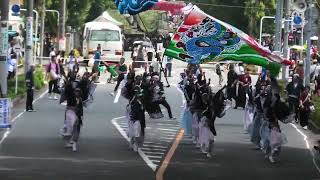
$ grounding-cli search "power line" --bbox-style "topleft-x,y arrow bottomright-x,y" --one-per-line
187,1 -> 275,10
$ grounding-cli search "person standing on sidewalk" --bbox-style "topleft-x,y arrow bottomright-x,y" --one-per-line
286,74 -> 304,122
298,86 -> 313,130
215,63 -> 223,86
25,65 -> 35,112
7,53 -> 17,80
46,55 -> 61,100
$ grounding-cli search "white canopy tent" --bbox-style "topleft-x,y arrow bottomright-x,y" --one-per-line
92,11 -> 123,26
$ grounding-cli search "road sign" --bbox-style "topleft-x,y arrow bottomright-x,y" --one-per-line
293,15 -> 303,25
11,4 -> 20,13
11,4 -> 20,16
0,21 -> 8,61
0,98 -> 11,129
26,17 -> 33,47
11,4 -> 20,14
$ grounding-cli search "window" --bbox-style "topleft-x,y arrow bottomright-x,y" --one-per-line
90,30 -> 120,41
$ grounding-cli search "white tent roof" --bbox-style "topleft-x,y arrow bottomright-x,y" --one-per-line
92,11 -> 123,26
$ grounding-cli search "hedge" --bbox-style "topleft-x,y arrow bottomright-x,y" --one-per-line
311,95 -> 320,127
7,66 -> 45,99
277,80 -> 320,126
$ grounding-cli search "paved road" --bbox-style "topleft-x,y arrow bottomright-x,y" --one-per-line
0,62 -> 320,180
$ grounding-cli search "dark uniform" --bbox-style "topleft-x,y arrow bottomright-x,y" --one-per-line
25,68 -> 34,111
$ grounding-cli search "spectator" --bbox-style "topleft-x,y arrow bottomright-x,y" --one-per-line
46,55 -> 60,99
295,61 -> 304,80
49,47 -> 56,58
7,53 -> 17,79
215,64 -> 223,86
25,65 -> 35,112
286,74 -> 304,123
299,86 -> 313,130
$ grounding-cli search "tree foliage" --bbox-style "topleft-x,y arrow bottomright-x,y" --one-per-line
190,0 -> 276,37
244,0 -> 276,36
26,0 -> 278,38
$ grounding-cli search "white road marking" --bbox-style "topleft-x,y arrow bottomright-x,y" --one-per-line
144,152 -> 165,155
290,123 -> 320,174
157,128 -> 179,132
142,144 -> 168,149
0,90 -> 47,147
113,89 -> 122,103
111,117 -> 157,171
146,155 -> 163,159
140,148 -> 167,152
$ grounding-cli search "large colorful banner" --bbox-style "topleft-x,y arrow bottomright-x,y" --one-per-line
164,6 -> 288,75
115,0 -> 186,15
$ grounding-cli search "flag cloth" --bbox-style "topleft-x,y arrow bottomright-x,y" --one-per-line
164,6 -> 287,75
115,0 -> 186,15
115,0 -> 158,15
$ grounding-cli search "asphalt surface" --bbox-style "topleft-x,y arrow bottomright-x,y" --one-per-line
0,61 -> 320,180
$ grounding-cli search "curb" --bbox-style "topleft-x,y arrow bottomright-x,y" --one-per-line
309,120 -> 320,134
11,85 -> 48,109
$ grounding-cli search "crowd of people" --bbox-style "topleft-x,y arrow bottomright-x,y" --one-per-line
179,64 -> 227,158
22,40 -> 320,161
120,64 -> 175,151
33,44 -> 176,153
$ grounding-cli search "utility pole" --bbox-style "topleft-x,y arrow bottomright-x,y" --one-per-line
39,0 -> 45,64
275,0 -> 284,79
305,0 -> 313,86
282,0 -> 291,80
275,0 -> 284,53
0,0 -> 9,97
58,0 -> 66,51
25,0 -> 34,74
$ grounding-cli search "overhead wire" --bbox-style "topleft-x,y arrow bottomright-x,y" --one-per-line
186,1 -> 275,10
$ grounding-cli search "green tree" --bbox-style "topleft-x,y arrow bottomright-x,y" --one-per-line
244,0 -> 276,36
190,0 -> 248,33
85,0 -> 116,22
67,0 -> 91,29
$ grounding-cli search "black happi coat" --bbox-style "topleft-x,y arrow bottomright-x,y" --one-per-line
130,99 -> 146,135
227,70 -> 238,100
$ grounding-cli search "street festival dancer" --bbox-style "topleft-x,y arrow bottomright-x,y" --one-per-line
247,72 -> 290,163
127,86 -> 146,152
112,57 -> 128,95
62,86 -> 83,152
178,65 -> 227,158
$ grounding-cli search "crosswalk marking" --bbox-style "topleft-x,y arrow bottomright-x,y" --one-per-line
140,148 -> 168,152
112,116 -> 181,171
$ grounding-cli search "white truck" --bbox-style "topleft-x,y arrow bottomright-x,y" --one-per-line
82,21 -> 124,63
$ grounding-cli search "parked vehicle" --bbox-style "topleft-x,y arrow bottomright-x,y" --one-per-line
82,21 -> 124,63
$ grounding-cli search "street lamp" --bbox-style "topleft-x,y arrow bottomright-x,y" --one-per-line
259,16 -> 275,45
45,10 -> 60,26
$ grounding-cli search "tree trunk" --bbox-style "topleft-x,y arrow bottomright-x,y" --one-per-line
248,16 -> 256,36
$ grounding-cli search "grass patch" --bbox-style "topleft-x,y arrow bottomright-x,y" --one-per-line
7,66 -> 45,99
311,95 -> 320,127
